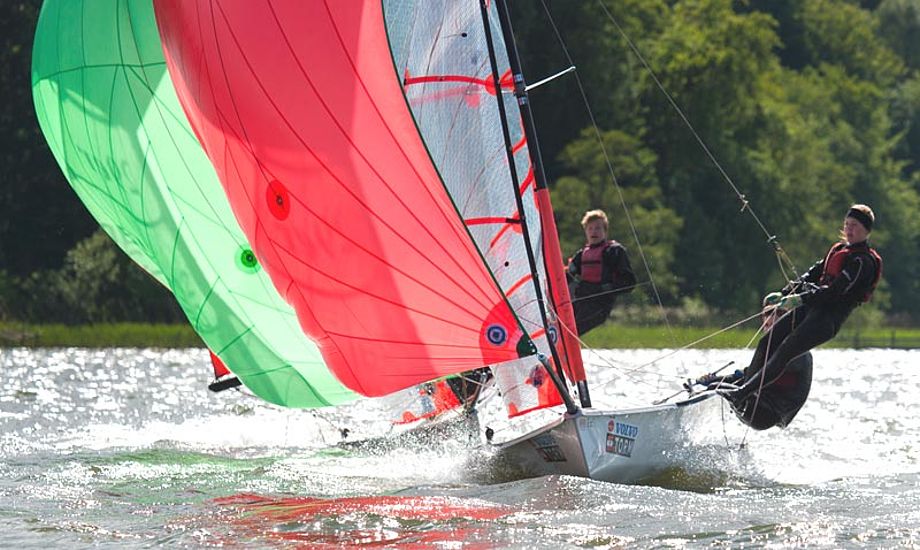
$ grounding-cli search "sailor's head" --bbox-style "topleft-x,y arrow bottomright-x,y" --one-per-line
843,204 -> 874,244
581,209 -> 608,246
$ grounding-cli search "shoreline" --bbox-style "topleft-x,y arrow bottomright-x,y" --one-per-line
2,322 -> 918,350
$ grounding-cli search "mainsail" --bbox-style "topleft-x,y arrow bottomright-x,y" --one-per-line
382,1 -> 578,415
31,0 -> 356,408
152,1 -> 545,397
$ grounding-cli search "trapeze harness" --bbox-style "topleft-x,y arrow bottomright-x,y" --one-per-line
818,241 -> 883,303
570,240 -> 624,335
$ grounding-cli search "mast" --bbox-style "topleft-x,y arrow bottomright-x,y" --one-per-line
490,0 -> 592,408
478,0 -> 578,414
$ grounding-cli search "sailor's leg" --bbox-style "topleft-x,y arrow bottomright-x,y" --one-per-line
743,307 -> 802,378
736,310 -> 833,399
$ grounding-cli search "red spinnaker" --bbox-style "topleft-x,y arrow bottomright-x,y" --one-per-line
153,1 -> 527,396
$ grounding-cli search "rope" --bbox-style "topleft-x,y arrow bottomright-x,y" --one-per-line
569,280 -> 652,303
593,0 -> 799,278
614,309 -> 764,379
554,317 -> 671,394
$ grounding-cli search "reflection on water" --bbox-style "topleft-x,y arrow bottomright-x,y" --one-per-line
194,494 -> 510,547
1,348 -> 919,547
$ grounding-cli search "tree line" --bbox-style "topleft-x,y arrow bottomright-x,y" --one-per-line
2,0 -> 919,326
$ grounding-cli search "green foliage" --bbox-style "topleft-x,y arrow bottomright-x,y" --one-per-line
749,0 -> 903,83
877,0 -> 920,70
2,0 -> 920,328
0,322 -> 202,348
890,74 -> 920,177
1,1 -> 96,276
519,0 -> 920,321
581,322 -> 920,349
635,0 -> 785,308
5,230 -> 183,324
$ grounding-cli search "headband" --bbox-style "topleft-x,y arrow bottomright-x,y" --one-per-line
847,208 -> 873,232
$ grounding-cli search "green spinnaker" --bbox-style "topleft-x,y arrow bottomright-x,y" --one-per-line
31,0 -> 357,408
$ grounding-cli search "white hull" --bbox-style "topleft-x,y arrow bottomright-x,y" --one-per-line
489,393 -> 717,484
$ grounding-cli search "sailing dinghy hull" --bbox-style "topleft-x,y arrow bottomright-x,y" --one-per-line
490,393 -> 717,484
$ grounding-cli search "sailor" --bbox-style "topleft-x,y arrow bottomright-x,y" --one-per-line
699,301 -> 813,430
725,204 -> 882,408
566,209 -> 637,335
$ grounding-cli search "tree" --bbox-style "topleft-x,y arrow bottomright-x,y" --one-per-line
639,0 -> 786,309
0,1 -> 97,277
877,0 -> 920,71
7,230 -> 183,323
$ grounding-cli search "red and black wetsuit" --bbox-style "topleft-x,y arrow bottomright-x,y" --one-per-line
734,240 -> 882,404
567,240 -> 637,335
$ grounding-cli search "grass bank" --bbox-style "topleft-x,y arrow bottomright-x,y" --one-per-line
583,324 -> 920,350
0,322 -> 202,348
1,322 -> 918,349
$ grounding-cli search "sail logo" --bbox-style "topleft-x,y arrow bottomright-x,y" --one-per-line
606,421 -> 638,458
485,324 -> 508,346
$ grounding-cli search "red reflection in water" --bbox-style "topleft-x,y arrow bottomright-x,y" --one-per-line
202,493 -> 511,548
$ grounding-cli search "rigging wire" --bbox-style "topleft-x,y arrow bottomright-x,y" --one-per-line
620,311 -> 765,376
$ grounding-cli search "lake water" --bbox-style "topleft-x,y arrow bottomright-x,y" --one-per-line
1,347 -> 919,548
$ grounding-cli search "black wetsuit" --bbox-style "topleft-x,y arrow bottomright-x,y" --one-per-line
567,241 -> 636,335
732,351 -> 812,430
732,240 -> 880,404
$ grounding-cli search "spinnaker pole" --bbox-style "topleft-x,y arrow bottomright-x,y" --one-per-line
492,0 -> 591,408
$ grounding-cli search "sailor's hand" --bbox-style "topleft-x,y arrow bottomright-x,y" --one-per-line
778,293 -> 803,308
763,291 -> 783,306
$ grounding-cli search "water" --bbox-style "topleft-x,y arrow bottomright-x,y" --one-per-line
1,347 -> 919,548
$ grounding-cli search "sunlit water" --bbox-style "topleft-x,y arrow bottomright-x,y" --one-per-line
1,347 -> 919,548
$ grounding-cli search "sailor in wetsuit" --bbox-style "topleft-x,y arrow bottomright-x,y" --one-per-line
725,204 -> 882,410
726,303 -> 814,429
566,209 -> 637,335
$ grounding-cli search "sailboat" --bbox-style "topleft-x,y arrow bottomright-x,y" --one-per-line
148,0 -> 726,484
34,0 -> 722,484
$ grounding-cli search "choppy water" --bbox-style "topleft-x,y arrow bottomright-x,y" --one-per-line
1,347 -> 919,548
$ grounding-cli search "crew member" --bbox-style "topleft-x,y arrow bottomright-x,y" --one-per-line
726,204 -> 882,407
567,209 -> 636,335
